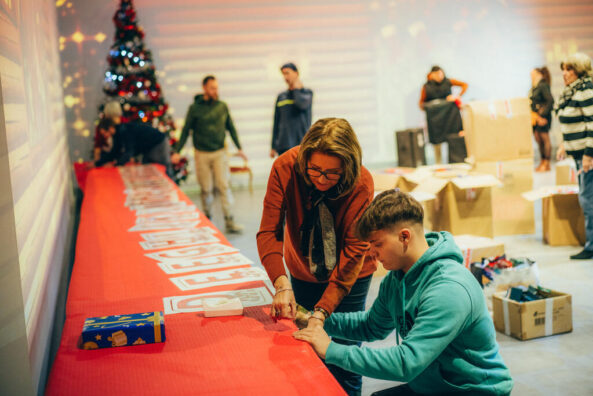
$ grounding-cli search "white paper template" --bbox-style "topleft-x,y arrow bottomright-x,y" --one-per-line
169,267 -> 268,291
145,243 -> 239,261
163,286 -> 273,315
156,252 -> 253,274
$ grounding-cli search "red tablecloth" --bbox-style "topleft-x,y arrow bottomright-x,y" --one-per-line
46,165 -> 344,396
73,162 -> 90,192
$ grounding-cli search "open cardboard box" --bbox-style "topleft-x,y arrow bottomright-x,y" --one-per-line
371,168 -> 418,192
522,185 -> 585,246
454,234 -> 505,268
492,289 -> 572,340
414,174 -> 501,237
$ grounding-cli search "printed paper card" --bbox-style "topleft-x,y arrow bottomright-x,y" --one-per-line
134,203 -> 196,216
163,286 -> 273,315
145,243 -> 239,261
125,192 -> 179,207
139,228 -> 219,250
141,227 -> 217,242
129,221 -> 200,232
124,187 -> 177,196
119,164 -> 163,177
156,252 -> 253,275
123,180 -> 171,189
128,200 -> 193,211
129,212 -> 201,232
169,267 -> 268,291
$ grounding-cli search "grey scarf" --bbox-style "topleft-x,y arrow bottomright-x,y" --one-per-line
300,189 -> 337,281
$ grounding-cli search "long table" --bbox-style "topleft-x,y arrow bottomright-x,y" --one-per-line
46,165 -> 345,395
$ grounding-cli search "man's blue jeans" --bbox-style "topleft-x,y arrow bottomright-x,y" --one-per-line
576,159 -> 593,251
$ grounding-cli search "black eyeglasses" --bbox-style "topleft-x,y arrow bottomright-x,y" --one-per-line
306,167 -> 343,181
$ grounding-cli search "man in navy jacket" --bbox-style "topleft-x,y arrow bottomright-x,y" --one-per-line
270,63 -> 313,157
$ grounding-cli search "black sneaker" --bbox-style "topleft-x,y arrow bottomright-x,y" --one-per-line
570,249 -> 593,260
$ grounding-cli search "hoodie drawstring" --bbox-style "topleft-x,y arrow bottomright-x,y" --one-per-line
396,279 -> 406,345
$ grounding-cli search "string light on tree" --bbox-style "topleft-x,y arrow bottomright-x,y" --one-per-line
96,0 -> 188,184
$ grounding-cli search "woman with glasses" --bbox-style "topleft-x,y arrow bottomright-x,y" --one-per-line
257,117 -> 377,395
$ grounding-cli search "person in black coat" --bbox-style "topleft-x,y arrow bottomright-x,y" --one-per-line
419,66 -> 468,164
94,117 -> 176,179
530,66 -> 554,172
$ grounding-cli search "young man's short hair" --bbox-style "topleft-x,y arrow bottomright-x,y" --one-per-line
280,62 -> 298,73
355,190 -> 424,241
97,118 -> 116,132
202,75 -> 216,86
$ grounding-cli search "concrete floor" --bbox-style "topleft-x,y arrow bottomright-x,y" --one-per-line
184,165 -> 593,396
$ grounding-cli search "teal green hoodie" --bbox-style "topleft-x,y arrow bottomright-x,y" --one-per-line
324,231 -> 513,395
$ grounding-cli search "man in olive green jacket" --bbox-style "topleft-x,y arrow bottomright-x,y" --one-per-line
175,75 -> 247,233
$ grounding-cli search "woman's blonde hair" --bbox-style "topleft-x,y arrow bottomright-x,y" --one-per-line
103,101 -> 123,119
560,52 -> 593,78
296,118 -> 362,198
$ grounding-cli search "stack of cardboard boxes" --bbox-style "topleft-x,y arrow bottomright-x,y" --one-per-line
463,97 -> 536,236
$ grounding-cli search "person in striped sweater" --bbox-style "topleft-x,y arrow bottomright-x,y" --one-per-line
556,52 -> 593,260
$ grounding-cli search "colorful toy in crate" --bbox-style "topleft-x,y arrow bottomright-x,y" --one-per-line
507,285 -> 552,303
80,311 -> 165,349
470,255 -> 535,287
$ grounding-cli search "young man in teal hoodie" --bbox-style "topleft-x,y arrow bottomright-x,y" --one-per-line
294,190 -> 513,395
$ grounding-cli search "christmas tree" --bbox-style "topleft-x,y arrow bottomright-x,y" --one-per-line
97,0 -> 188,183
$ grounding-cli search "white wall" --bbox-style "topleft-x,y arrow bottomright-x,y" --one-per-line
0,0 -> 72,393
59,0 -> 593,182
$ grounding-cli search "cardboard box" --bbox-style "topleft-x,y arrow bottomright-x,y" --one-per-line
454,235 -> 505,268
414,174 -> 501,237
472,159 -> 535,236
81,311 -> 165,349
556,159 -> 577,185
410,191 -> 436,232
371,168 -> 417,192
523,186 -> 585,246
462,98 -> 533,162
492,290 -> 572,340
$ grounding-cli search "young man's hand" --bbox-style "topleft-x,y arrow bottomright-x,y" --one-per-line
171,152 -> 181,164
293,325 -> 331,360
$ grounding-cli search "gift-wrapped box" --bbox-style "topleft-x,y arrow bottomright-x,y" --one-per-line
80,311 -> 165,349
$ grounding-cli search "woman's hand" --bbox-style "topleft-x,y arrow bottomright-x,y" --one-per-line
293,325 -> 331,360
556,142 -> 566,161
271,275 -> 296,319
536,116 -> 548,126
